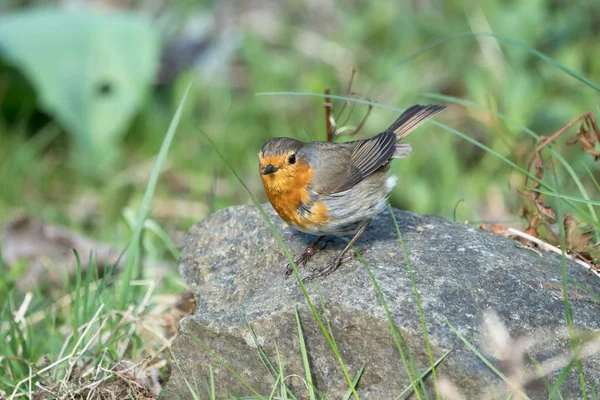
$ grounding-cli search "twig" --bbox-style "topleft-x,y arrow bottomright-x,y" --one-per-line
63,304 -> 106,385
535,112 -> 597,153
506,228 -> 600,279
334,67 -> 356,124
324,87 -> 333,142
10,355 -> 71,398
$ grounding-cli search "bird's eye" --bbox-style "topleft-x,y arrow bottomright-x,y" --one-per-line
289,154 -> 296,164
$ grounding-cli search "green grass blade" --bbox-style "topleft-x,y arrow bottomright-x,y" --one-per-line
548,357 -> 576,399
295,306 -> 316,400
1,255 -> 29,377
267,373 -> 281,400
316,285 -> 337,350
246,320 -> 297,400
396,348 -> 452,400
584,163 -> 600,192
189,332 -> 264,398
118,81 -> 193,309
83,251 -> 94,322
210,365 -> 216,400
353,249 -> 424,399
276,345 -> 286,399
443,317 -> 531,399
343,364 -> 366,400
529,356 -> 559,399
72,249 -> 82,341
389,206 -> 439,397
144,218 -> 181,260
395,32 -> 600,91
170,350 -> 201,400
247,320 -> 278,377
527,188 -> 600,207
551,163 -> 588,399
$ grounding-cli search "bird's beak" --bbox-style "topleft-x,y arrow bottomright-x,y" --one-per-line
263,164 -> 278,175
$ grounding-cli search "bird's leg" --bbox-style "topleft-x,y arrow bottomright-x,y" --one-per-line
285,236 -> 327,277
305,222 -> 370,281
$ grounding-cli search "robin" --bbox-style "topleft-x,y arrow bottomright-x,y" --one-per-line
258,104 -> 446,280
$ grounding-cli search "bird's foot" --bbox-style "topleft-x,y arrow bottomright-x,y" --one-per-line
285,237 -> 327,278
303,251 -> 356,282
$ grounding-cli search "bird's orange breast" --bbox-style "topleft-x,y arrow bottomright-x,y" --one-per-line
259,159 -> 329,230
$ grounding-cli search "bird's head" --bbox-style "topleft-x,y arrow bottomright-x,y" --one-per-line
258,138 -> 311,193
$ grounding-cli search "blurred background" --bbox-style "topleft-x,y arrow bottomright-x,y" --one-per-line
1,0 -> 600,395
1,0 -> 599,266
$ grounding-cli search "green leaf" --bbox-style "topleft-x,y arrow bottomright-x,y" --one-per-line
0,9 -> 159,174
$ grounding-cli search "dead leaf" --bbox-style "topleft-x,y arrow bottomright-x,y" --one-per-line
531,152 -> 543,187
566,116 -> 600,161
523,214 -> 542,238
522,153 -> 556,222
480,224 -> 508,235
161,290 -> 197,336
563,214 -> 600,267
534,197 -> 556,220
175,289 -> 197,315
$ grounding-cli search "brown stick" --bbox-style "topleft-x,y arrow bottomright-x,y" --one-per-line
334,67 -> 357,123
535,112 -> 596,153
346,101 -> 373,137
324,87 -> 333,142
526,112 -> 597,189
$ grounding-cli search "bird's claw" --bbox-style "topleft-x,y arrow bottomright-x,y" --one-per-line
284,238 -> 328,279
304,252 -> 356,282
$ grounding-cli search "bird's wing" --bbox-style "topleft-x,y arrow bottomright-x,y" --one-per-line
337,130 -> 397,191
336,104 -> 446,191
309,104 -> 445,194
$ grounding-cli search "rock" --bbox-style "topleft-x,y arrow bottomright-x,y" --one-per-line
164,204 -> 600,399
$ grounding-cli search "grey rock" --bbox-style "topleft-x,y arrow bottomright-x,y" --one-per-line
165,204 -> 600,399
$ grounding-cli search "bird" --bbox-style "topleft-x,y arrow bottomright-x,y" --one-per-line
258,104 -> 446,280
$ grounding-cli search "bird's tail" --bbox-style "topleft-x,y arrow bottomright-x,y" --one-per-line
386,104 -> 446,159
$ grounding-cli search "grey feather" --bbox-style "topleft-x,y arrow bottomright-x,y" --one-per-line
393,143 -> 412,158
338,131 -> 397,191
305,171 -> 396,235
389,104 -> 446,139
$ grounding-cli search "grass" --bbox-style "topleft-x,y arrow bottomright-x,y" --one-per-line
389,206 -> 439,397
394,31 -> 600,91
552,162 -> 589,399
118,82 -> 192,309
0,81 -> 193,398
1,0 -> 600,398
353,248 -> 427,399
